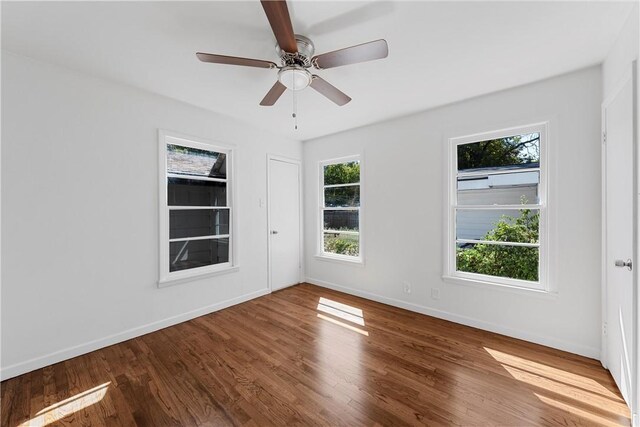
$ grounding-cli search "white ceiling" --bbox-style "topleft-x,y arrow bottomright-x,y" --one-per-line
2,1 -> 634,141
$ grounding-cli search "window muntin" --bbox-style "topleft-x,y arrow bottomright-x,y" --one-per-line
320,158 -> 362,261
160,135 -> 234,283
450,127 -> 546,289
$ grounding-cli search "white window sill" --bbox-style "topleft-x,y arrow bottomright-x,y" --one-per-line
159,266 -> 240,288
314,254 -> 364,267
442,275 -> 557,299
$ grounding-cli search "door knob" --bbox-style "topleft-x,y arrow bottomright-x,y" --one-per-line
615,259 -> 633,271
270,230 -> 279,235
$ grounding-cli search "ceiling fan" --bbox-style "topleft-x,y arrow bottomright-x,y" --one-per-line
196,0 -> 389,107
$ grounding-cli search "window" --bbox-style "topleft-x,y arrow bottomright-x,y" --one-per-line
446,124 -> 547,290
319,156 -> 362,263
159,132 -> 236,285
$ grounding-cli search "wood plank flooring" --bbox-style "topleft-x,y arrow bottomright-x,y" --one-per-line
1,284 -> 630,426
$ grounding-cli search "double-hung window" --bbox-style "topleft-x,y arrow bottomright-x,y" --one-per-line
447,124 -> 547,290
319,156 -> 362,263
159,132 -> 235,285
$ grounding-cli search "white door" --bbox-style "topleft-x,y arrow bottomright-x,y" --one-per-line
603,64 -> 636,407
268,158 -> 301,291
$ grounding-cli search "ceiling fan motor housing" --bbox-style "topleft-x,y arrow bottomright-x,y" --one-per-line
277,34 -> 315,67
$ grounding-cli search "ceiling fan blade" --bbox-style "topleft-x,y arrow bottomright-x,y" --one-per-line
312,39 -> 388,70
260,81 -> 287,106
260,0 -> 298,53
310,75 -> 351,106
196,52 -> 276,69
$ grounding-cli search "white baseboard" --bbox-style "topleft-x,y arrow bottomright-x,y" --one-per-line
306,277 -> 600,359
0,288 -> 270,381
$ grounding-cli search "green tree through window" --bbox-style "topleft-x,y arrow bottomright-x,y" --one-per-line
456,208 -> 540,281
324,161 -> 360,185
457,133 -> 540,170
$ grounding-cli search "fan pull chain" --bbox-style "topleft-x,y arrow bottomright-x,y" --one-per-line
292,79 -> 298,130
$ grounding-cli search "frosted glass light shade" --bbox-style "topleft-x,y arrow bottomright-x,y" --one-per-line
278,67 -> 312,91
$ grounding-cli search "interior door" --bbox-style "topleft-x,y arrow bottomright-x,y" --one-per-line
603,64 -> 636,407
269,158 -> 301,291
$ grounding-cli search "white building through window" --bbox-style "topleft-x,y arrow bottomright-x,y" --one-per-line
159,132 -> 235,285
447,124 -> 547,290
319,156 -> 362,263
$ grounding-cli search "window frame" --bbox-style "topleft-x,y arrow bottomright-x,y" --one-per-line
317,155 -> 364,265
445,123 -> 549,292
158,130 -> 238,287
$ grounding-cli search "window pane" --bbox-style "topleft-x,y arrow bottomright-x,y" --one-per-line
167,144 -> 226,179
456,209 -> 539,243
168,178 -> 227,207
324,210 -> 359,232
170,209 -> 230,239
457,171 -> 539,205
457,133 -> 539,171
325,185 -> 360,207
324,161 -> 360,185
457,244 -> 538,282
324,231 -> 359,257
169,238 -> 229,272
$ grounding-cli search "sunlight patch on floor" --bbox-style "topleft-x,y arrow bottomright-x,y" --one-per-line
317,299 -> 365,326
318,297 -> 363,317
501,365 -> 629,417
317,313 -> 369,336
317,297 -> 365,326
484,347 -> 623,401
316,297 -> 368,335
19,382 -> 110,427
534,393 -> 626,427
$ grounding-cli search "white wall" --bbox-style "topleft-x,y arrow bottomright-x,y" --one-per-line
304,66 -> 603,358
0,52 -> 302,379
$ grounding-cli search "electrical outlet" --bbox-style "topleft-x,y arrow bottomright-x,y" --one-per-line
431,288 -> 440,300
602,322 -> 608,336
402,281 -> 411,294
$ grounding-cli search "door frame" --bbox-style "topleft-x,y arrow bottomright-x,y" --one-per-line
601,60 -> 638,422
266,154 -> 304,293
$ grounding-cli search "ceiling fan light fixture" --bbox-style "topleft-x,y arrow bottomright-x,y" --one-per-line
278,67 -> 312,91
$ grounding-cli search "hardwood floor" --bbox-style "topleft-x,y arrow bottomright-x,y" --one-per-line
1,283 -> 630,426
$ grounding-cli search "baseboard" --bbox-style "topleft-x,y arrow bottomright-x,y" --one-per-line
306,277 -> 600,359
0,288 -> 270,381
